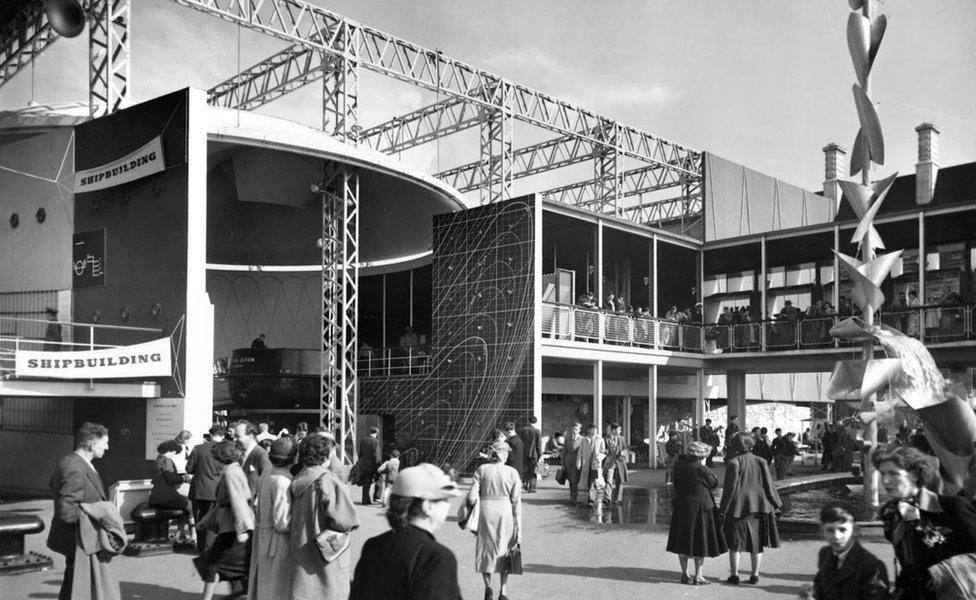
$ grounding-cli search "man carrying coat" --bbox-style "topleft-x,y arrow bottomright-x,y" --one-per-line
48,422 -> 111,600
518,416 -> 543,493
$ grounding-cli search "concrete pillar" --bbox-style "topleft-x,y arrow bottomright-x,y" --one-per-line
648,365 -> 658,468
695,369 -> 706,437
593,360 -> 603,430
915,123 -> 940,205
727,369 -> 747,430
822,143 -> 847,213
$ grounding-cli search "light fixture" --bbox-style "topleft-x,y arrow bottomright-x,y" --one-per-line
91,308 -> 102,323
150,301 -> 162,317
35,208 -> 46,223
120,305 -> 131,323
9,213 -> 18,228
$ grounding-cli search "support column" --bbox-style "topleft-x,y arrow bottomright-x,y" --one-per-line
760,236 -> 768,349
727,369 -> 747,431
317,163 -> 359,464
919,212 -> 926,302
652,236 -> 659,318
595,222 -> 604,308
478,81 -> 513,204
648,365 -> 658,468
88,0 -> 131,118
623,396 -> 632,462
381,274 -> 387,347
532,196 -> 544,430
593,360 -> 604,430
593,121 -> 621,216
695,369 -> 706,437
322,24 -> 360,142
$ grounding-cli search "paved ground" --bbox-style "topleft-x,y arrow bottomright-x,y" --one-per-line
1,463 -> 894,600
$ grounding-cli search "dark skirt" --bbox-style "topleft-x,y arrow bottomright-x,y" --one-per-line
666,498 -> 728,558
724,512 -> 780,553
193,532 -> 251,582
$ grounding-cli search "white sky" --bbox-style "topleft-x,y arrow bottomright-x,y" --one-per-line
2,0 -> 974,192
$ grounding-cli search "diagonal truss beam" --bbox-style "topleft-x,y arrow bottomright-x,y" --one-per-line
358,95 -> 477,154
539,164 -> 685,209
207,43 -> 323,110
169,0 -> 701,178
0,0 -> 59,90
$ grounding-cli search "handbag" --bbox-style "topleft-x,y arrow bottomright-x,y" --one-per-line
457,497 -> 479,533
554,467 -> 567,486
502,543 -> 523,575
313,475 -> 351,563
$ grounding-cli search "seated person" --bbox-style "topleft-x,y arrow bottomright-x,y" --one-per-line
149,440 -> 195,543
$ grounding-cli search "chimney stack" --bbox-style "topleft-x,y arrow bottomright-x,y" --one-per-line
823,143 -> 847,210
915,122 -> 940,205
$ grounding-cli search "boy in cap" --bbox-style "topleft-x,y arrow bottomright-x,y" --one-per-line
351,464 -> 462,600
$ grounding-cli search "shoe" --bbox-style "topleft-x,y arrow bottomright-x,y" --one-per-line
679,574 -> 690,584
693,578 -> 710,586
748,575 -> 759,584
726,575 -> 740,585
499,595 -> 509,600
484,587 -> 492,600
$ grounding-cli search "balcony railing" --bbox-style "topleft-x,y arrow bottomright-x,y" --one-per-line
0,316 -> 164,379
357,346 -> 431,377
540,302 -> 976,354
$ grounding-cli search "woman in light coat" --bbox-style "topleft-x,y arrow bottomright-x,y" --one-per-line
469,441 -> 522,600
248,436 -> 297,600
287,434 -> 360,600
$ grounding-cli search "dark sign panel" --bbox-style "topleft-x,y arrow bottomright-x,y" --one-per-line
72,228 -> 106,289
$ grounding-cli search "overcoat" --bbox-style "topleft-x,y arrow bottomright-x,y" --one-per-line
287,464 -> 360,600
48,453 -> 107,557
247,466 -> 294,600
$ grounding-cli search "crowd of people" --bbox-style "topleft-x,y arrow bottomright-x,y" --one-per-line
45,412 -> 976,600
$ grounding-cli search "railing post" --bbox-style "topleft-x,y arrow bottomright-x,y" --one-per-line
760,322 -> 767,352
678,325 -> 684,349
795,320 -> 800,350
569,307 -> 575,340
386,349 -> 391,377
628,318 -> 634,346
598,311 -> 605,344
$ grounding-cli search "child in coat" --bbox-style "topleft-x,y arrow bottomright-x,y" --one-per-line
376,449 -> 400,507
799,501 -> 890,600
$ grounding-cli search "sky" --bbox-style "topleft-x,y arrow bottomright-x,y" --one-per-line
2,0 -> 974,193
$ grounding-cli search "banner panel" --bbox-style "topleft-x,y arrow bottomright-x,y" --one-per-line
74,136 -> 165,193
15,338 -> 172,379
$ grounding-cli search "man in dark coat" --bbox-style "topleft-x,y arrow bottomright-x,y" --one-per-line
48,422 -> 111,600
518,416 -> 543,492
187,424 -> 225,549
356,427 -> 383,504
503,422 -> 525,484
43,306 -> 62,351
234,420 -> 270,500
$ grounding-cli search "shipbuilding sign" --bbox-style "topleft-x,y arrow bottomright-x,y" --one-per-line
74,136 -> 165,193
15,338 -> 172,379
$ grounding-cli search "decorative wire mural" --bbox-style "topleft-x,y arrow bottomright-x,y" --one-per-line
360,197 -> 535,472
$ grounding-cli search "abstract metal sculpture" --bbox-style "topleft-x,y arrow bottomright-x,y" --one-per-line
827,0 -> 976,507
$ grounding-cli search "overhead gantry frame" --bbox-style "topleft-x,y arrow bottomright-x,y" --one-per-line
0,0 -> 705,461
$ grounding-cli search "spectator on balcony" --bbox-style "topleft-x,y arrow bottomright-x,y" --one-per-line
399,326 -> 419,349
43,306 -> 62,352
941,286 -> 964,307
251,333 -> 267,349
718,307 -> 732,326
577,292 -> 596,309
779,300 -> 800,322
665,305 -> 680,321
838,296 -> 854,318
905,290 -> 921,337
692,303 -> 704,324
604,293 -> 616,311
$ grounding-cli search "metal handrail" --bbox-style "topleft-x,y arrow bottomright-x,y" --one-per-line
539,301 -> 975,355
0,316 -> 163,333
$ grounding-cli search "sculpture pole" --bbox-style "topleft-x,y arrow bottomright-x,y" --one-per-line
858,0 -> 879,514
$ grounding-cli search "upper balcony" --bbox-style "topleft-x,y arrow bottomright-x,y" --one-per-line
541,302 -> 976,368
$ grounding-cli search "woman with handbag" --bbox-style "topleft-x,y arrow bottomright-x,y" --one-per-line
287,434 -> 360,600
247,436 -> 297,600
351,463 -> 463,600
469,441 -> 523,600
719,432 -> 781,585
666,441 -> 727,585
873,445 -> 976,599
193,440 -> 255,600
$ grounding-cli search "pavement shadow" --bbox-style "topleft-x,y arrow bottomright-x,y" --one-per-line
120,582 -> 199,600
27,594 -> 59,599
526,563 -> 678,584
762,571 -> 817,583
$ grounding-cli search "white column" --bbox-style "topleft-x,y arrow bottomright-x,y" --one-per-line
593,360 -> 603,430
648,365 -> 658,468
652,235 -> 659,318
918,212 -> 925,302
760,235 -> 768,350
532,195 -> 544,429
695,368 -> 706,435
596,221 -> 604,306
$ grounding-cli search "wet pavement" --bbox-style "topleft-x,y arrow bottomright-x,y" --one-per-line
2,464 -> 894,600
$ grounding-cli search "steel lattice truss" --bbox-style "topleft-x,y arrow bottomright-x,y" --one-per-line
171,0 -> 702,209
0,0 -> 57,89
208,44 -> 322,110
88,0 -> 130,118
317,163 -> 359,465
